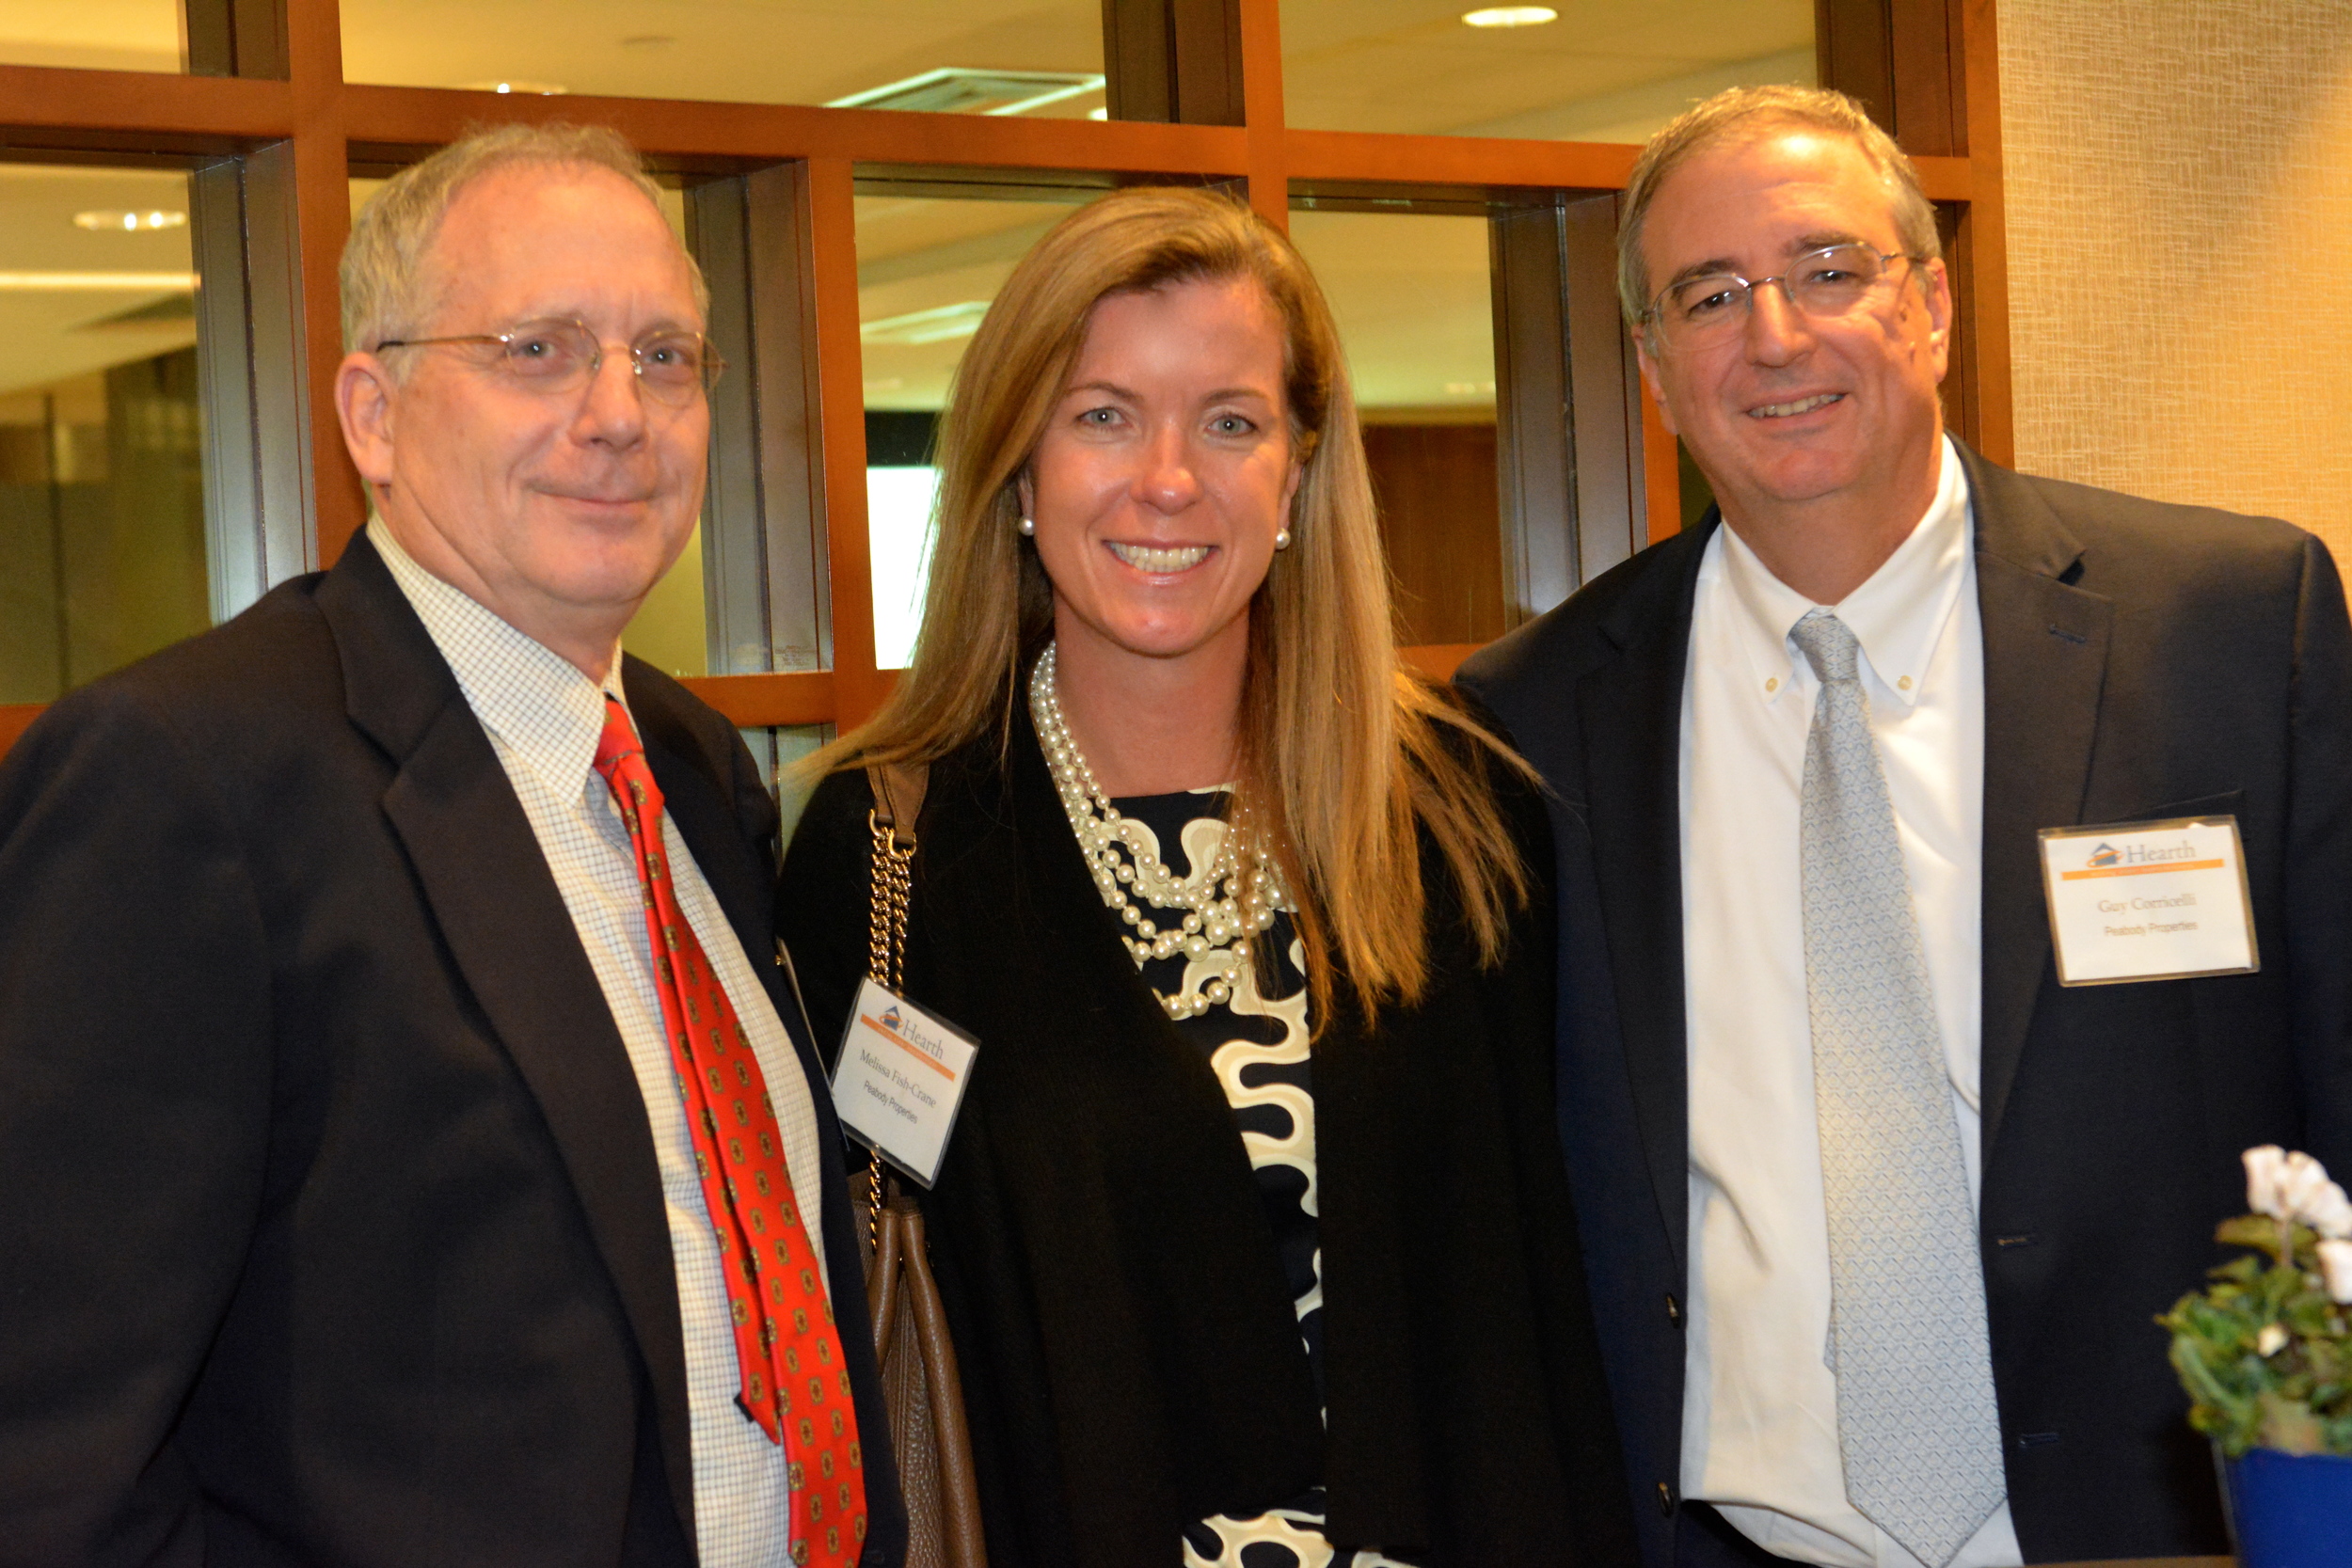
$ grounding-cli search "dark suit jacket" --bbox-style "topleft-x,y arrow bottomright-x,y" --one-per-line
0,533 -> 904,1568
1456,443 -> 2352,1568
776,706 -> 1638,1568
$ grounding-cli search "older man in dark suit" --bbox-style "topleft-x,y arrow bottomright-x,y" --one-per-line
0,124 -> 902,1568
1460,86 -> 2352,1568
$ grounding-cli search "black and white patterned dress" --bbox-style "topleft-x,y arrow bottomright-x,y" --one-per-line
1106,790 -> 1418,1568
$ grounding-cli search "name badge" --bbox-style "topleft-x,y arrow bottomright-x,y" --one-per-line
2038,816 -> 2259,986
829,976 -> 977,1188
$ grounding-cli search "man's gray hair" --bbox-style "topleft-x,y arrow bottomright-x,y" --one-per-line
1616,84 -> 1942,332
341,121 -> 708,361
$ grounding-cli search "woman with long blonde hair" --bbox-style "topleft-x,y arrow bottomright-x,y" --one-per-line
778,185 -> 1633,1568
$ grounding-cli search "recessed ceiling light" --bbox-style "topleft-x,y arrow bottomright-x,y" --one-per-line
73,210 -> 187,232
1089,105 -> 1108,120
1462,6 -> 1559,25
458,80 -> 569,95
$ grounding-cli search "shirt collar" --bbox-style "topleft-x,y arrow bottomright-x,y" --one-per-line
370,517 -> 630,797
1716,434 -> 1973,709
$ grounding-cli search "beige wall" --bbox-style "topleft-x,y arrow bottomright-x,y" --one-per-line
1999,0 -> 2352,585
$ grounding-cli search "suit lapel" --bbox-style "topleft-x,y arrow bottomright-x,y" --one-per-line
1576,521 -> 1714,1276
1960,445 -> 2113,1157
318,539 -> 699,1544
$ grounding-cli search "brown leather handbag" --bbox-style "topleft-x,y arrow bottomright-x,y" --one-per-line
855,762 -> 986,1568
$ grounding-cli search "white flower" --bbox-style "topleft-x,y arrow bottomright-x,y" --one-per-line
2304,1180 -> 2352,1242
2258,1323 -> 2290,1356
2278,1152 -> 2338,1226
2239,1147 -> 2296,1222
2247,1146 -> 2292,1218
2319,1240 -> 2352,1306
2244,1146 -> 2345,1229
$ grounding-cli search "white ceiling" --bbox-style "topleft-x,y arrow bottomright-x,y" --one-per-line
339,0 -> 1106,112
855,195 -> 1497,417
856,194 -> 1074,411
0,0 -> 178,71
0,165 -> 197,408
1282,0 -> 1814,138
1292,209 -> 1494,414
0,0 -> 1809,139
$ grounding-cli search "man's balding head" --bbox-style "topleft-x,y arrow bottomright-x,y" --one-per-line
1617,85 -> 1940,333
341,122 -> 708,369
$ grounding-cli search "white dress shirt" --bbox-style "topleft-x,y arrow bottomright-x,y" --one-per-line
376,520 -> 824,1568
1677,439 -> 2022,1568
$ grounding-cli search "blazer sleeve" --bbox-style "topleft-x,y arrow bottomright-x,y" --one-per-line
0,689 -> 274,1564
775,768 -> 882,1070
2287,533 -> 2352,1168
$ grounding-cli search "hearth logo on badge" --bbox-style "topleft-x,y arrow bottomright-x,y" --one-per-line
2038,814 -> 2256,986
833,975 -> 980,1188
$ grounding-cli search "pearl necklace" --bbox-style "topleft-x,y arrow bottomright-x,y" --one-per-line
1028,643 -> 1285,1021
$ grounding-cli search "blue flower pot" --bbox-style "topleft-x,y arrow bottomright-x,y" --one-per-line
2224,1447 -> 2352,1568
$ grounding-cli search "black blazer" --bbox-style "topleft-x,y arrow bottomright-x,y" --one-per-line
775,706 -> 1639,1568
0,533 -> 904,1568
1456,443 -> 2352,1568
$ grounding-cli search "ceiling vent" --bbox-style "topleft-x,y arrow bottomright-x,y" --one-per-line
829,68 -> 1104,117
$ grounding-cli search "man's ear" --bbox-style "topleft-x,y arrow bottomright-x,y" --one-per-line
1634,339 -> 1681,436
1918,257 -> 1955,387
335,352 -> 399,491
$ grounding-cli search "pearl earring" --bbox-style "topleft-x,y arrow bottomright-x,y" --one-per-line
1273,528 -> 1292,551
1018,516 -> 1036,536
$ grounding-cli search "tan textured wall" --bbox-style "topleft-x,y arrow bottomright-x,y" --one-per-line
1998,1 -> 2352,583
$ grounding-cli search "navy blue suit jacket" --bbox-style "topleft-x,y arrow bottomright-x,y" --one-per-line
1457,443 -> 2352,1567
0,533 -> 905,1567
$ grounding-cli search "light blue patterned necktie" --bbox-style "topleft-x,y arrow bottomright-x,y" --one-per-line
1792,609 -> 2005,1568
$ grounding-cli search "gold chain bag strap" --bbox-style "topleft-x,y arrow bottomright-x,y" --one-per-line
858,762 -> 986,1568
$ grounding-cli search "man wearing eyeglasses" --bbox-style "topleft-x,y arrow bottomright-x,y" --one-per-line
1460,85 -> 2351,1568
0,125 -> 902,1568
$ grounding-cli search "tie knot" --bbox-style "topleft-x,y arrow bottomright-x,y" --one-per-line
1790,608 -> 1862,686
594,694 -> 642,779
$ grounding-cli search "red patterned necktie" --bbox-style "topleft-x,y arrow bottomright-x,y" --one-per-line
594,695 -> 866,1567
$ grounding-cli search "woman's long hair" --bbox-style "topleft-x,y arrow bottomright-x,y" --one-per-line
805,185 -> 1531,1019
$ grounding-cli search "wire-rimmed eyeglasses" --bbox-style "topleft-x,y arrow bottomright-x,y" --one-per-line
1642,245 -> 1927,351
373,317 -> 724,404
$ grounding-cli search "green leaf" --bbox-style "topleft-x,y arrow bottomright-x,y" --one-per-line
2168,1225 -> 2352,1455
2257,1392 -> 2328,1456
2219,1213 -> 2283,1255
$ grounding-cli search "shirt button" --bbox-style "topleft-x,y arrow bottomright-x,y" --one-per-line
1765,676 -> 1779,693
1657,1481 -> 1676,1516
1898,675 -> 1914,690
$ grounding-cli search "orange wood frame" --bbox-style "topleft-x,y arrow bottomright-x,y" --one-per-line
0,0 -> 2010,754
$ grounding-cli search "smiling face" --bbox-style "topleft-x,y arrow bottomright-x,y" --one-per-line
337,161 -> 708,677
1635,126 -> 1950,540
1021,276 -> 1302,684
